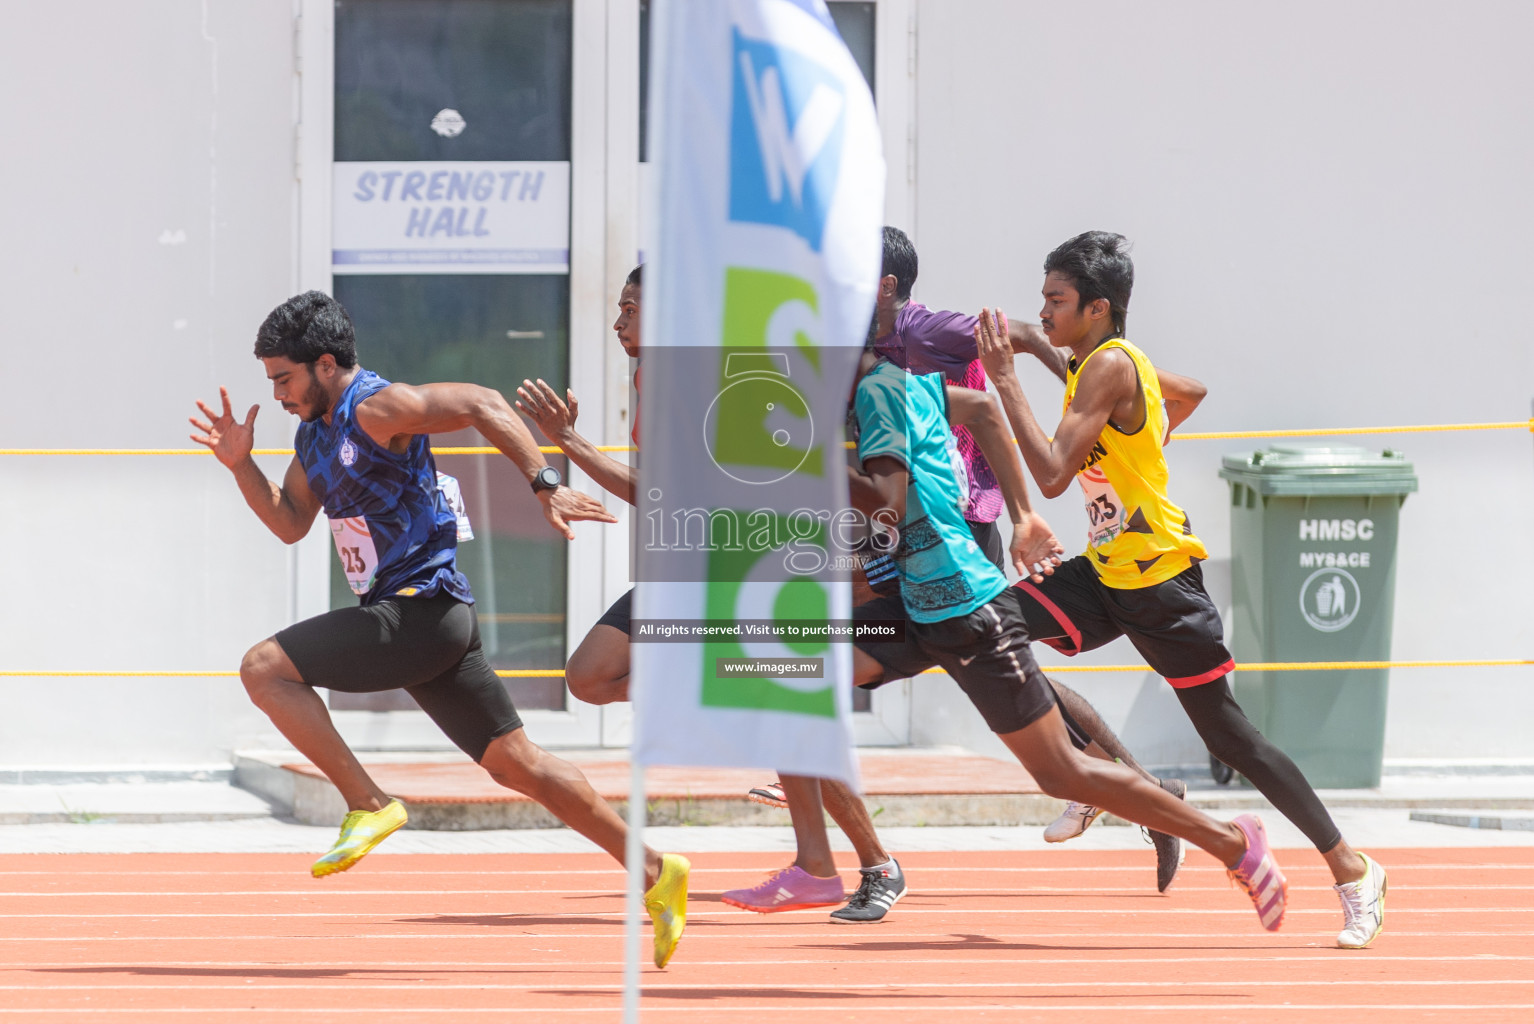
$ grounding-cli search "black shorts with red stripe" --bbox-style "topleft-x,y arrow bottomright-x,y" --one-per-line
1008,556 -> 1234,688
852,591 -> 1060,736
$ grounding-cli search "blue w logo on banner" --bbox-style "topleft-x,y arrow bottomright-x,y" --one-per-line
729,28 -> 846,252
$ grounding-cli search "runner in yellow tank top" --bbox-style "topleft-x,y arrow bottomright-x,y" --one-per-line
974,231 -> 1388,951
1063,336 -> 1207,588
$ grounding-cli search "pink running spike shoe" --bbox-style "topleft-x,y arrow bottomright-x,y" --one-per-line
721,865 -> 844,913
1227,814 -> 1287,931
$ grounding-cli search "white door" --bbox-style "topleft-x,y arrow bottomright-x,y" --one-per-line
298,0 -> 603,748
597,0 -> 914,748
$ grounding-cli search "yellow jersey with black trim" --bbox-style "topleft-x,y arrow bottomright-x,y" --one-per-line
1063,338 -> 1208,589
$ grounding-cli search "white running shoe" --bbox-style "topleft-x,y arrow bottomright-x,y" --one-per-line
1334,852 -> 1387,948
1043,801 -> 1102,843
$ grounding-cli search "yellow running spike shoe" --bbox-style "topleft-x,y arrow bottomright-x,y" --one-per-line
644,853 -> 690,968
311,799 -> 408,878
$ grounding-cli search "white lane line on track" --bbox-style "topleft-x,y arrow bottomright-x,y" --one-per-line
0,863 -> 1526,876
4,932 -> 1531,945
0,913 -> 1527,938
1,1005 -> 1532,1014
0,907 -> 1523,929
1,907 -> 1530,922
3,884 -> 1529,897
2,934 -> 1525,960
5,980 -> 1534,993
3,955 -> 1531,967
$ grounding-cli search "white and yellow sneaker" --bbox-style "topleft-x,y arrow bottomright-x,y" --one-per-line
644,853 -> 690,968
1335,852 -> 1387,948
311,799 -> 408,878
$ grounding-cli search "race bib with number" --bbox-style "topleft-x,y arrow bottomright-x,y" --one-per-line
330,516 -> 379,596
436,472 -> 474,542
1079,465 -> 1126,549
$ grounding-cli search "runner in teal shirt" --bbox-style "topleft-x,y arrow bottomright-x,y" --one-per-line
853,360 -> 1008,622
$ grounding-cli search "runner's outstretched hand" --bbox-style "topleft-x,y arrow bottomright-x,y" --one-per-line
1011,512 -> 1066,584
515,379 -> 580,443
974,308 -> 1015,380
537,485 -> 617,540
190,387 -> 258,469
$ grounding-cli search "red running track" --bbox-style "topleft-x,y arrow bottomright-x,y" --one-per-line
0,847 -> 1529,1023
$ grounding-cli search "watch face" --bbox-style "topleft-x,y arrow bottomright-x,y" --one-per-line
536,467 -> 562,489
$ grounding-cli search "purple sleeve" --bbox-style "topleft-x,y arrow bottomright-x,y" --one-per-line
900,305 -> 980,376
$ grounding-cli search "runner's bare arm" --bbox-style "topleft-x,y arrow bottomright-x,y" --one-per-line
975,309 -> 1135,498
190,388 -> 321,543
995,308 -> 1197,425
1155,367 -> 1207,435
229,457 -> 321,544
515,379 -> 637,506
945,387 -> 1063,581
847,455 -> 908,522
353,381 -> 617,540
1009,319 -> 1069,382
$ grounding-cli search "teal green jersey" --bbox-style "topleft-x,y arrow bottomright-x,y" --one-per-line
854,361 -> 1008,623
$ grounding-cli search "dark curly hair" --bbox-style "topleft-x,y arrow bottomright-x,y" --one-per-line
254,291 -> 358,367
1043,231 -> 1134,336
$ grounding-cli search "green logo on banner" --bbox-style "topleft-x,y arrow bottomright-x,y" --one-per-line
704,268 -> 824,483
701,517 -> 835,718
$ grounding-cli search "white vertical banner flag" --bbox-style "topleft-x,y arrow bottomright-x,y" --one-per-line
633,0 -> 884,787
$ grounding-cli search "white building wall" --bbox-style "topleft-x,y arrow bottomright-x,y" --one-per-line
0,0 -> 1528,767
906,0 -> 1534,763
0,1 -> 299,764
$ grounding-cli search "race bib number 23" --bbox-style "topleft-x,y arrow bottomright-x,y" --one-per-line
1079,466 -> 1126,550
330,516 -> 379,596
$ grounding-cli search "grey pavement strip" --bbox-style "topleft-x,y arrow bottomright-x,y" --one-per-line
1409,811 -> 1534,832
0,806 -> 1532,855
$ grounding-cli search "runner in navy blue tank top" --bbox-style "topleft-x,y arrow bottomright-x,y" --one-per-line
294,367 -> 473,605
191,290 -> 692,969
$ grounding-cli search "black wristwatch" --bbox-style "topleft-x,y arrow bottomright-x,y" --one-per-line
530,466 -> 562,494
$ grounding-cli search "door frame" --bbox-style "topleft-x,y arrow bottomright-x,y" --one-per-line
598,0 -> 916,747
295,0 -> 917,749
295,0 -> 604,748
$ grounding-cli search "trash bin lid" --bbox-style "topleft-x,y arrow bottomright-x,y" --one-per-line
1218,444 -> 1418,496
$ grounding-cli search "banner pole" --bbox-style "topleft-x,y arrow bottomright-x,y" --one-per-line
626,0 -> 669,1017
622,756 -> 647,1023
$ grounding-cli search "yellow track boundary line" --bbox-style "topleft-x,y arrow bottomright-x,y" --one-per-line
3,418 -> 1530,458
2,659 -> 1528,679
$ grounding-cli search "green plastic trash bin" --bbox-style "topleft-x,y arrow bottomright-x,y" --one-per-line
1218,445 -> 1418,788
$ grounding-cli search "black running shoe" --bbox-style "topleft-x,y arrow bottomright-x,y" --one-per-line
829,861 -> 907,923
1148,778 -> 1188,893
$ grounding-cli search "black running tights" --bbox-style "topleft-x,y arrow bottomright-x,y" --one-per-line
1174,677 -> 1343,853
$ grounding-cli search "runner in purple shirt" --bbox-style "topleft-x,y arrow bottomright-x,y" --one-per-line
872,228 -> 1057,566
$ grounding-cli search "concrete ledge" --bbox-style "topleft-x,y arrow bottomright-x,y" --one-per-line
0,811 -> 270,826
0,780 -> 275,825
0,767 -> 234,785
1409,810 -> 1534,832
234,749 -> 1063,830
233,749 -> 1534,831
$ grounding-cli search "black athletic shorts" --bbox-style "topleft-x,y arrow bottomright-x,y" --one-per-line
853,591 -> 1057,735
595,588 -> 634,635
967,518 -> 1006,572
1008,556 -> 1235,688
275,592 -> 523,761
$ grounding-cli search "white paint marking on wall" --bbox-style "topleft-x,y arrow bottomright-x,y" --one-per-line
431,108 -> 466,138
